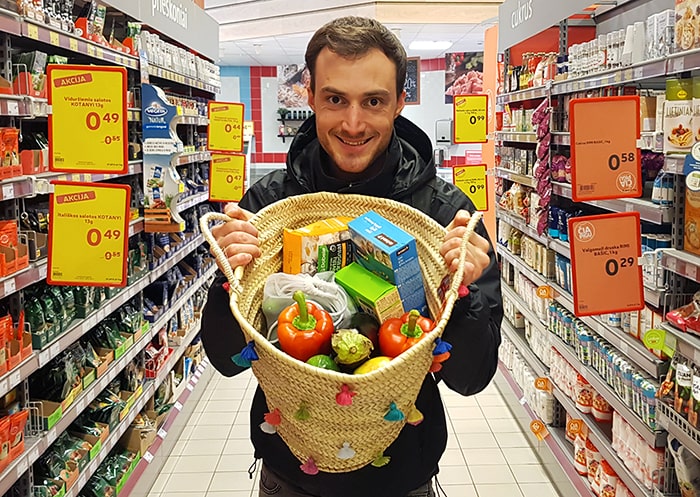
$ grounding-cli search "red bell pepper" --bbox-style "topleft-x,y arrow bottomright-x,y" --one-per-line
378,309 -> 435,358
277,291 -> 334,362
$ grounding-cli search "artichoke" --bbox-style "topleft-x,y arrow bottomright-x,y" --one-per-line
332,329 -> 373,366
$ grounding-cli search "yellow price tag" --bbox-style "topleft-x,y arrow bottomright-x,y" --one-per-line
87,44 -> 95,56
27,23 -> 39,40
209,153 -> 246,203
453,94 -> 488,143
96,47 -> 104,59
69,37 -> 78,52
50,31 -> 60,46
48,65 -> 128,174
452,165 -> 488,211
207,102 -> 245,153
48,182 -> 130,287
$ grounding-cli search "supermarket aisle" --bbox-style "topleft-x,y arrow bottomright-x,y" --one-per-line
146,369 -> 562,497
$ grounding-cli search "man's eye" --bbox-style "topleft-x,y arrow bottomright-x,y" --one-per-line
329,95 -> 342,104
368,97 -> 381,106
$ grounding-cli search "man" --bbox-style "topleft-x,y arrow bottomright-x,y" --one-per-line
201,16 -> 502,497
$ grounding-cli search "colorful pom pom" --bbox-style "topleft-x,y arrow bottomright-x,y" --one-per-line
337,442 -> 356,460
384,402 -> 405,422
231,341 -> 259,368
458,284 -> 470,299
433,338 -> 452,355
429,361 -> 443,373
294,403 -> 310,421
259,421 -> 277,434
336,384 -> 356,406
264,408 -> 282,426
222,282 -> 231,292
407,406 -> 424,426
371,452 -> 391,467
300,457 -> 319,475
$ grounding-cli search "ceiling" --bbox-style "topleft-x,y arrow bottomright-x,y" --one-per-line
203,1 -> 501,67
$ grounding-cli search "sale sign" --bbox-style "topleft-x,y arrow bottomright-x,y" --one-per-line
48,65 -> 127,174
209,154 -> 246,203
453,164 -> 488,211
48,182 -> 130,287
570,96 -> 641,201
207,102 -> 245,153
569,212 -> 644,316
453,94 -> 488,143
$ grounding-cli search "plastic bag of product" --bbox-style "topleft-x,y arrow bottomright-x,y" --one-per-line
592,391 -> 613,422
575,374 -> 594,413
586,438 -> 603,492
532,98 -> 550,126
669,435 -> 700,497
574,433 -> 588,475
537,134 -> 551,159
599,460 -> 619,497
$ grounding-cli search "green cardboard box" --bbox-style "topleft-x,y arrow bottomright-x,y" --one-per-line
335,262 -> 404,323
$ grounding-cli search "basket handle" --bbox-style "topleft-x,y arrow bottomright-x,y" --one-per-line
199,212 -> 244,292
433,211 -> 484,334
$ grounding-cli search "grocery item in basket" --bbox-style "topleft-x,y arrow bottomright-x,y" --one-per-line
276,291 -> 334,362
331,329 -> 373,371
283,216 -> 354,275
335,262 -> 404,323
348,211 -> 427,316
670,434 -> 700,497
378,309 -> 434,359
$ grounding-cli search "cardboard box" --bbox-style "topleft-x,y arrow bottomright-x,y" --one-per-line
335,262 -> 403,323
348,211 -> 428,315
120,423 -> 156,456
283,217 -> 354,274
640,96 -> 657,132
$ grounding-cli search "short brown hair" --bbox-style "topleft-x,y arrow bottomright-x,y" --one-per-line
305,16 -> 407,97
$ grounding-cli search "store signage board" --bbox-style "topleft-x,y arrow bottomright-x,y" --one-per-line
568,212 -> 644,317
498,0 -> 596,51
48,65 -> 128,174
103,0 -> 219,59
570,96 -> 641,202
453,165 -> 488,211
48,182 -> 131,287
209,154 -> 246,203
453,94 -> 488,144
207,102 -> 245,153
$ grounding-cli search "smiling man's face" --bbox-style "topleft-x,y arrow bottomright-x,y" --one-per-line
307,47 -> 406,174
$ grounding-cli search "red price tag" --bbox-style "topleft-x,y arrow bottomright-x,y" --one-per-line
570,96 -> 641,201
569,212 -> 644,316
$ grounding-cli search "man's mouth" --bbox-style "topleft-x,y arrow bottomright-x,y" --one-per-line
337,136 -> 371,146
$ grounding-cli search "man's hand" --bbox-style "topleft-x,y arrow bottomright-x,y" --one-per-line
210,203 -> 261,270
440,210 -> 491,287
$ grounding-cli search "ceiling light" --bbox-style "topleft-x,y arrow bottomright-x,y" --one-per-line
409,41 -> 453,51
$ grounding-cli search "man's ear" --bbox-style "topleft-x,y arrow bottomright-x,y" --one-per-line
395,89 -> 406,118
307,85 -> 316,112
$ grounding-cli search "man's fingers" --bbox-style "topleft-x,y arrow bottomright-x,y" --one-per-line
223,203 -> 254,221
445,209 -> 471,231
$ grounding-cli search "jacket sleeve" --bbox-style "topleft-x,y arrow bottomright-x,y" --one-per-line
200,275 -> 249,377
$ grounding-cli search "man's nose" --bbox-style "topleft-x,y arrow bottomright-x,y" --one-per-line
341,104 -> 366,135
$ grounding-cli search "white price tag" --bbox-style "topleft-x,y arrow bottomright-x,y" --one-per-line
618,341 -> 629,356
0,379 -> 7,394
47,428 -> 57,445
157,428 -> 167,439
28,447 -> 39,462
674,58 -> 685,73
15,457 -> 28,477
104,303 -> 113,315
78,474 -> 87,489
143,451 -> 154,463
38,351 -> 50,367
97,309 -> 106,321
194,370 -> 202,378
50,342 -> 60,359
192,376 -> 199,385
519,397 -> 527,405
667,257 -> 678,272
2,184 -> 12,200
634,67 -> 643,79
3,279 -> 15,296
174,401 -> 183,411
76,397 -> 85,413
86,316 -> 97,330
625,203 -> 634,212
10,370 -> 20,387
7,101 -> 19,116
186,383 -> 194,391
39,264 -> 47,279
688,265 -> 698,282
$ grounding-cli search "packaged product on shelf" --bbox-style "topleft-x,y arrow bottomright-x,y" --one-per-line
690,364 -> 700,428
669,435 -> 700,497
598,461 -> 619,497
586,438 -> 603,493
676,358 -> 693,416
664,78 -> 694,154
575,374 -> 593,414
592,391 -> 613,422
574,433 -> 588,475
675,0 -> 700,53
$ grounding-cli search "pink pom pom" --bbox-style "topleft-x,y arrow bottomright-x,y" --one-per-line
300,456 -> 319,475
336,384 -> 356,406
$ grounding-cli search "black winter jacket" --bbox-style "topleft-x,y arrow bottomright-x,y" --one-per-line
201,115 -> 502,497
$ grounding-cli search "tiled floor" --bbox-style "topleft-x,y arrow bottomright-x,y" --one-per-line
146,370 -> 563,497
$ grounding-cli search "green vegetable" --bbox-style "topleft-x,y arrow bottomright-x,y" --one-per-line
332,329 -> 373,366
306,354 -> 340,371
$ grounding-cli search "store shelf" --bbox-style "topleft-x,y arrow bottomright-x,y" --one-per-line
494,167 -> 537,188
659,321 -> 700,365
496,362 -> 595,497
551,334 -> 663,447
496,86 -> 548,105
548,238 -> 571,257
21,19 -> 139,69
549,282 -> 664,379
551,382 -> 654,497
657,401 -> 700,462
495,131 -> 538,143
175,115 -> 209,126
551,132 -> 570,146
127,109 -> 141,122
496,207 -> 548,245
644,285 -> 667,311
176,191 -> 209,213
174,151 -> 211,166
661,249 -> 700,283
500,291 -> 548,378
147,65 -> 220,94
551,59 -> 666,96
501,284 -> 549,335
498,247 -> 549,289
149,234 -> 205,283
552,182 -> 672,224
128,218 -> 144,238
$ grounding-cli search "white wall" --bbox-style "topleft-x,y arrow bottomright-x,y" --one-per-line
219,76 -> 241,103
262,76 -> 290,153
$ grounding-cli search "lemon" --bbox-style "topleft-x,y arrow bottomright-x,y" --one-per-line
353,356 -> 392,374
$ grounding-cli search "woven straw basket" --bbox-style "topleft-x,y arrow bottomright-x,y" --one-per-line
200,192 -> 481,473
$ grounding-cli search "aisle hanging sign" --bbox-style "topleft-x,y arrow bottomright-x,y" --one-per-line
570,96 -> 642,202
453,94 -> 488,143
453,164 -> 488,211
48,65 -> 128,174
48,182 -> 131,287
209,154 -> 246,203
568,212 -> 644,317
207,102 -> 245,153
497,0 -> 596,51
